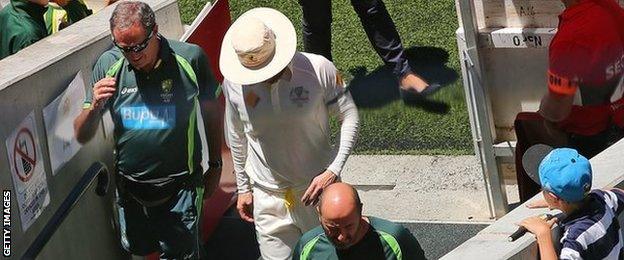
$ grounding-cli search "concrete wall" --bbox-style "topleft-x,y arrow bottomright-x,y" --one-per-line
442,139 -> 624,259
0,0 -> 183,258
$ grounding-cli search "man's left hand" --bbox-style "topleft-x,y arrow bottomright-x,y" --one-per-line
301,170 -> 337,206
203,167 -> 222,200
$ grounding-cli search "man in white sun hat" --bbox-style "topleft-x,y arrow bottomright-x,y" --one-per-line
220,7 -> 360,259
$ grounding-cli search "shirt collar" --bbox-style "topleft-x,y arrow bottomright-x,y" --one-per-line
155,35 -> 173,64
560,195 -> 594,226
282,62 -> 293,82
151,35 -> 171,71
249,61 -> 293,88
11,0 -> 47,23
273,61 -> 294,83
559,0 -> 592,22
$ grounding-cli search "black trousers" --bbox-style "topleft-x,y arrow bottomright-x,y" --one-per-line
298,0 -> 410,78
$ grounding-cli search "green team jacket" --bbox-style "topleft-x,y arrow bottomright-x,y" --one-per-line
0,0 -> 90,59
293,216 -> 427,260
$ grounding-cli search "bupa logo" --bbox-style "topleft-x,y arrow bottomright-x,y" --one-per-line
120,105 -> 176,130
120,87 -> 138,95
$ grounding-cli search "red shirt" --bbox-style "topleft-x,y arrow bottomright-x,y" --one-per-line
548,0 -> 624,135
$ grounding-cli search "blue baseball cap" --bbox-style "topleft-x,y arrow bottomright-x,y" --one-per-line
538,148 -> 592,202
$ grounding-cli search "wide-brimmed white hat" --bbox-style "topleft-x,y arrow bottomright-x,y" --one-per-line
220,8 -> 296,85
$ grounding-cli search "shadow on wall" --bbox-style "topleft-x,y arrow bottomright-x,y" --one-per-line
204,205 -> 261,259
348,46 -> 459,113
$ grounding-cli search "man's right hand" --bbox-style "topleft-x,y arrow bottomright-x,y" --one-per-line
74,77 -> 116,144
237,192 -> 254,223
92,77 -> 116,111
518,215 -> 558,239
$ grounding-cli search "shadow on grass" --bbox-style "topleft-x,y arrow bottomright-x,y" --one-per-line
405,46 -> 459,86
348,46 -> 459,113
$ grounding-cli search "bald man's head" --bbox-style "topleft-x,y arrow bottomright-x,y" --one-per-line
318,183 -> 367,249
318,182 -> 362,217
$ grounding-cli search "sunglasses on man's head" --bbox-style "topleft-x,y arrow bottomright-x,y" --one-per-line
113,30 -> 154,53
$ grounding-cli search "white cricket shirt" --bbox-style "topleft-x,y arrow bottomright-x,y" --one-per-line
223,52 -> 359,193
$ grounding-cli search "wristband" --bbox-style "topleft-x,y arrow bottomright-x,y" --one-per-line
208,159 -> 223,169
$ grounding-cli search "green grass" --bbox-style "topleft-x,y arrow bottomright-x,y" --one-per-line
180,0 -> 473,155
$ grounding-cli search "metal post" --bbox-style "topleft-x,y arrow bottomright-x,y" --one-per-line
457,0 -> 509,218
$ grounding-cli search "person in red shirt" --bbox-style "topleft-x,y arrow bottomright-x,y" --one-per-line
517,0 -> 624,202
540,0 -> 624,157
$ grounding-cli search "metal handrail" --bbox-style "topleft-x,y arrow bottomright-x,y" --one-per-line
458,0 -> 509,218
21,162 -> 110,260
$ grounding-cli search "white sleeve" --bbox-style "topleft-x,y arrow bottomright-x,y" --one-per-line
560,239 -> 583,260
321,60 -> 359,177
223,81 -> 252,193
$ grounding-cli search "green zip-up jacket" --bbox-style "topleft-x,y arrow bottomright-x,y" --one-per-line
293,217 -> 427,260
0,0 -> 90,59
0,0 -> 47,59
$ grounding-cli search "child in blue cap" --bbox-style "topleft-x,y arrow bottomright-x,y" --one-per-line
519,147 -> 624,259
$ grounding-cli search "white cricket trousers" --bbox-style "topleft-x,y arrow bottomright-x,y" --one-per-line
253,186 -> 320,260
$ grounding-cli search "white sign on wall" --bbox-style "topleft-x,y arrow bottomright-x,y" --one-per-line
43,71 -> 85,175
5,112 -> 50,232
489,27 -> 557,49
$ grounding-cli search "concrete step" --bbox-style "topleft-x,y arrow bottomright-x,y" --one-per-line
205,219 -> 489,260
402,221 -> 489,260
205,206 -> 489,260
341,155 -> 502,222
204,155 -> 514,259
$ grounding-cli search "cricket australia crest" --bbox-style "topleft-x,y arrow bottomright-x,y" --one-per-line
289,86 -> 309,107
160,79 -> 173,102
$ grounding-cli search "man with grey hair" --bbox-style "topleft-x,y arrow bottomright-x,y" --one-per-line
73,1 -> 222,258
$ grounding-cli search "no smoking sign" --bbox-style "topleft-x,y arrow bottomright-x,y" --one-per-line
12,128 -> 36,182
4,111 -> 50,232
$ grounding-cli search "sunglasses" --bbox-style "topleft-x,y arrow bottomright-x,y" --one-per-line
113,30 -> 154,53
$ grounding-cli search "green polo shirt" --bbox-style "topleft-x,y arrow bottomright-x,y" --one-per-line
293,217 -> 427,260
84,38 -> 217,196
0,0 -> 47,59
0,0 -> 91,59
